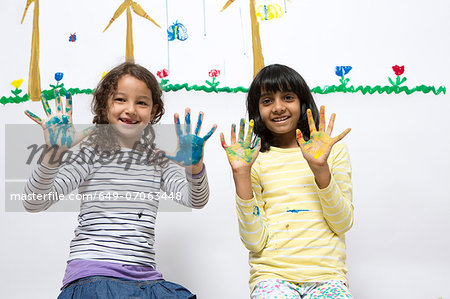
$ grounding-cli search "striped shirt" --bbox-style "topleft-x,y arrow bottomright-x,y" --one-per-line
24,146 -> 209,268
236,142 -> 353,291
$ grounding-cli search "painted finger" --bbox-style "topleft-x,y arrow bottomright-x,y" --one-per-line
326,113 -> 336,136
296,129 -> 305,144
238,118 -> 245,142
253,137 -> 261,149
184,107 -> 191,134
81,126 -> 97,138
194,112 -> 204,136
245,119 -> 254,144
231,123 -> 236,144
202,124 -> 217,142
161,152 -> 177,163
220,132 -> 229,149
318,105 -> 325,132
307,109 -> 317,134
65,91 -> 73,121
24,110 -> 42,125
55,90 -> 62,113
251,138 -> 261,160
73,126 -> 97,147
41,94 -> 52,117
332,128 -> 351,144
174,114 -> 183,136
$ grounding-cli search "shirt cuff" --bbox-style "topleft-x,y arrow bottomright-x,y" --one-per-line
236,194 -> 257,212
314,175 -> 337,199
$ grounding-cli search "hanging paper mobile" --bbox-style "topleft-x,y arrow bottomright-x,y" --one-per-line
69,33 -> 76,42
104,0 -> 161,62
256,4 -> 283,21
167,21 -> 188,41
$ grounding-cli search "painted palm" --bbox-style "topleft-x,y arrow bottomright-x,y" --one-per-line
21,0 -> 41,101
221,0 -> 264,78
104,0 -> 160,62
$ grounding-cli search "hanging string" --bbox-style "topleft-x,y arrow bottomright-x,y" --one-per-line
239,7 -> 246,56
166,0 -> 170,70
203,0 -> 206,36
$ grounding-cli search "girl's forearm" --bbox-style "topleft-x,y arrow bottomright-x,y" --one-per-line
309,162 -> 331,189
187,158 -> 204,175
232,169 -> 254,200
40,146 -> 66,168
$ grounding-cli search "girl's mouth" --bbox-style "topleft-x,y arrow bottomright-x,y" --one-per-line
272,116 -> 290,123
120,118 -> 139,125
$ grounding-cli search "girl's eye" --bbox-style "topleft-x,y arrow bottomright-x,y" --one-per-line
285,95 -> 295,101
138,101 -> 149,106
115,98 -> 125,102
261,98 -> 272,105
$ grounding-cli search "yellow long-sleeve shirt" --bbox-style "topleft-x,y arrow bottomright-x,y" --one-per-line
236,142 -> 353,291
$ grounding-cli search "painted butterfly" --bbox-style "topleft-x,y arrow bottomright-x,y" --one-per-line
256,4 -> 283,21
167,21 -> 188,41
69,33 -> 77,42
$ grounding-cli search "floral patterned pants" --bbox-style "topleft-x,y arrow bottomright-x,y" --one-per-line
251,279 -> 352,299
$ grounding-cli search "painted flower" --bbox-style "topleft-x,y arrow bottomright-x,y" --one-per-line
157,69 -> 170,79
392,65 -> 405,76
208,69 -> 221,78
101,71 -> 109,80
335,66 -> 352,77
55,72 -> 64,82
11,79 -> 24,89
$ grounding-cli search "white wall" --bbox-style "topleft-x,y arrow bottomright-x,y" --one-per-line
1,0 -> 449,298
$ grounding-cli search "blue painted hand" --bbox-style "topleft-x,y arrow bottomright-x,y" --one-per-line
24,90 -> 95,148
165,108 -> 217,166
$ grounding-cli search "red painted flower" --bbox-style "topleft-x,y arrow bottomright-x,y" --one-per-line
208,69 -> 221,78
157,69 -> 170,78
392,65 -> 405,76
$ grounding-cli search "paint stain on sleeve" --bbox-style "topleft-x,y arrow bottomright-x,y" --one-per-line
253,206 -> 260,216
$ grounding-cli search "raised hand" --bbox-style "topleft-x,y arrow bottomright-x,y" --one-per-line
165,108 -> 217,167
220,118 -> 260,171
24,90 -> 94,149
296,105 -> 350,165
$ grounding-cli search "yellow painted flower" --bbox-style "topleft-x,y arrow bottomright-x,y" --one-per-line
11,79 -> 24,89
101,71 -> 109,80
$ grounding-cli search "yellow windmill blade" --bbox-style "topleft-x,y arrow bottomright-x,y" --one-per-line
103,0 -> 129,32
21,0 -> 35,24
220,0 -> 236,12
130,1 -> 161,28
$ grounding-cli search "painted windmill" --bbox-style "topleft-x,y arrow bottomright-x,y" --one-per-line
221,0 -> 264,78
21,0 -> 41,101
104,0 -> 161,62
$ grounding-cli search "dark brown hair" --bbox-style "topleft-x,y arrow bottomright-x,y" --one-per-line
247,64 -> 319,152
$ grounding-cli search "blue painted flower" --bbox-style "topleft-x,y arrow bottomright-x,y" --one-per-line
55,72 -> 64,82
335,66 -> 352,77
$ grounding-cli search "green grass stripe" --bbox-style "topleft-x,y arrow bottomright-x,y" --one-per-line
1,83 -> 445,105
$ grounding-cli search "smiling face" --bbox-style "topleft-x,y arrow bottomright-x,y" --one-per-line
258,90 -> 301,148
107,75 -> 158,148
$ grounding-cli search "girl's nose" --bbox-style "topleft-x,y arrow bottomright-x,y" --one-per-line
126,103 -> 137,115
272,98 -> 286,113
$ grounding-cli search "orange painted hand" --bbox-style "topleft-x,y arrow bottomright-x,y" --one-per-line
296,106 -> 350,164
220,119 -> 261,171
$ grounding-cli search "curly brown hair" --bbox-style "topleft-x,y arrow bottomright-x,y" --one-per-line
82,62 -> 167,167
